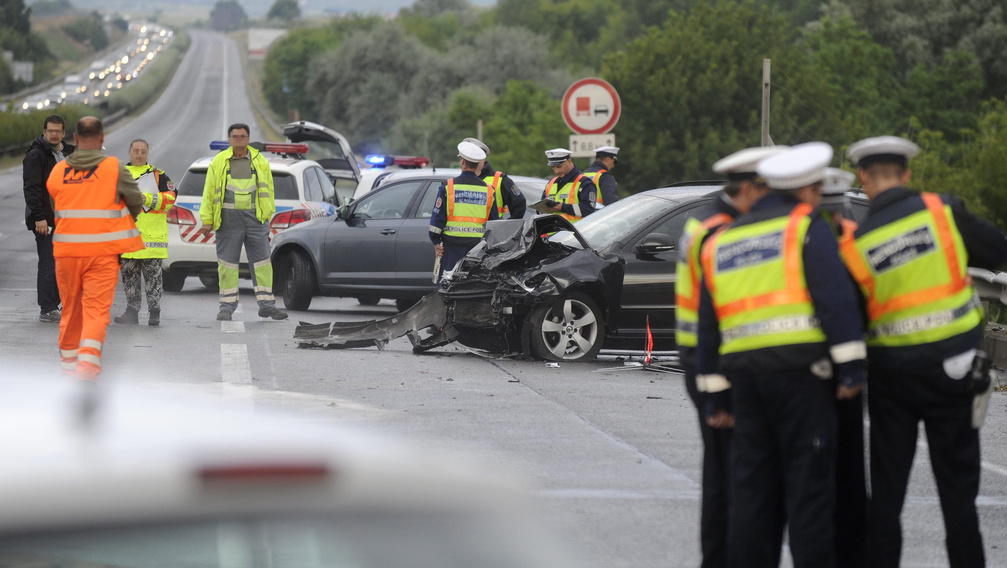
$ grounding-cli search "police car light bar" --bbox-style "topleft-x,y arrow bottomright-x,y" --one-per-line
209,141 -> 309,154
365,155 -> 394,167
364,155 -> 431,168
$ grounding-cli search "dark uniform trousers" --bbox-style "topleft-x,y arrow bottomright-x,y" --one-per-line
440,245 -> 471,279
728,369 -> 837,568
34,230 -> 60,313
834,393 -> 867,568
684,365 -> 733,568
867,362 -> 984,568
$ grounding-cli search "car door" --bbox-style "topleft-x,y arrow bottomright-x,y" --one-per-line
394,180 -> 441,292
321,180 -> 425,290
610,201 -> 709,346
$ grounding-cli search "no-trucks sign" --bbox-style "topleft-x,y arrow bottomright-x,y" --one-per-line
562,78 -> 621,135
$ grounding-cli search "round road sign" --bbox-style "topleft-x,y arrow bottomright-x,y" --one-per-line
562,78 -> 621,135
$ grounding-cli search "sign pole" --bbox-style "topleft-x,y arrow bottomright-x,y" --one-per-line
761,58 -> 771,147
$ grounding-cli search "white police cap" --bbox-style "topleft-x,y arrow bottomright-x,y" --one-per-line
545,148 -> 573,166
595,146 -> 620,159
846,136 -> 919,168
756,142 -> 833,190
463,137 -> 490,157
457,141 -> 487,162
712,146 -> 789,179
821,167 -> 856,211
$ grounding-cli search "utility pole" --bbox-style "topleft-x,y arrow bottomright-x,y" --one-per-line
477,119 -> 483,142
761,58 -> 771,146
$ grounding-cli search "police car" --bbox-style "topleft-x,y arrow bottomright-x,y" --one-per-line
163,142 -> 341,292
0,375 -> 579,567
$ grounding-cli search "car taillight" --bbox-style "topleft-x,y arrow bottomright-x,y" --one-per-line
167,206 -> 197,225
270,209 -> 312,231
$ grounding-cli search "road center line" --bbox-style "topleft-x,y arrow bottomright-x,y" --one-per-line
221,343 -> 252,384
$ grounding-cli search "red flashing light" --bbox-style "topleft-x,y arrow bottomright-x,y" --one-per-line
263,143 -> 309,155
393,156 -> 430,168
270,208 -> 313,231
200,464 -> 330,482
167,206 -> 197,226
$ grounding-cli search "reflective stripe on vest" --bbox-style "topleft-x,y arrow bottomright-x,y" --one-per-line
587,169 -> 606,205
124,165 -> 176,260
674,212 -> 734,347
47,156 -> 144,257
484,171 -> 507,216
701,203 -> 826,355
545,174 -> 585,222
444,178 -> 494,238
839,192 -> 983,347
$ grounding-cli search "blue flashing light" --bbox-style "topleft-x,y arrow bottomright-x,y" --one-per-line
210,140 -> 229,151
365,155 -> 394,167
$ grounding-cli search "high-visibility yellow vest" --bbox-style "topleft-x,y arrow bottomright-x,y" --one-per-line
200,147 -> 275,229
482,171 -> 508,217
444,178 -> 495,239
123,163 -> 176,260
545,174 -> 586,222
701,203 -> 826,357
675,212 -> 734,348
839,192 -> 983,347
46,156 -> 144,257
586,169 -> 607,205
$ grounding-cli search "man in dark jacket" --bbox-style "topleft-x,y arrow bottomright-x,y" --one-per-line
23,114 -> 75,323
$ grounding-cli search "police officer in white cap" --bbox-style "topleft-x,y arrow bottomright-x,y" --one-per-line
584,145 -> 621,205
842,135 -> 1007,568
696,141 -> 867,567
463,137 -> 526,219
675,145 -> 785,568
428,141 -> 499,280
542,148 -> 597,221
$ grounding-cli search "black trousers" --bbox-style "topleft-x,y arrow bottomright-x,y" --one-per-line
684,365 -> 733,568
835,393 -> 867,568
728,370 -> 837,568
33,230 -> 60,313
867,362 -> 984,568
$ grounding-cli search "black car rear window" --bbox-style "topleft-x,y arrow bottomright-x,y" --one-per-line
176,170 -> 297,201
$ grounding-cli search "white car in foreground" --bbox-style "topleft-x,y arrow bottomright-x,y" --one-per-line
0,376 -> 579,568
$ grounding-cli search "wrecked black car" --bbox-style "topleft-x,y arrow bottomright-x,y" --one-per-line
295,183 -> 723,360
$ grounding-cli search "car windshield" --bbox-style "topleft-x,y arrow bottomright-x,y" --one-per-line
0,514 -> 570,568
552,192 -> 675,251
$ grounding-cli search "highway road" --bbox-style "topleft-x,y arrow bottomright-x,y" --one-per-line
1,30 -> 1006,567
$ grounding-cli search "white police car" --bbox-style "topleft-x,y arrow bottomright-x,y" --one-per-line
163,142 -> 341,291
0,376 -> 579,568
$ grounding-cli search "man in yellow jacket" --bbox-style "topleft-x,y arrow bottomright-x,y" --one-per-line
196,123 -> 287,321
114,139 -> 176,326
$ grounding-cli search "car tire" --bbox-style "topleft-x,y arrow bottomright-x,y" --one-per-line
162,270 -> 186,293
282,251 -> 314,311
525,291 -> 604,361
199,274 -> 219,290
357,297 -> 380,306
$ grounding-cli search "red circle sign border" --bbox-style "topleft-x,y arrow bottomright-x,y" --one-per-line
562,77 -> 621,135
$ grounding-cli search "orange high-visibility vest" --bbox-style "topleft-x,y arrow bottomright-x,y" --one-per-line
545,174 -> 587,222
47,156 -> 143,257
674,212 -> 734,348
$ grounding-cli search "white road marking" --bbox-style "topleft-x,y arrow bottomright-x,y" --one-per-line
221,321 -> 244,333
221,343 -> 251,384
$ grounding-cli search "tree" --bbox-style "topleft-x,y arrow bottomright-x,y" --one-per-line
62,13 -> 110,51
266,0 -> 300,22
210,0 -> 248,32
401,0 -> 470,18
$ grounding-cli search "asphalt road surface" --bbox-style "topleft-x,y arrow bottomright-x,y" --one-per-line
1,30 -> 1006,568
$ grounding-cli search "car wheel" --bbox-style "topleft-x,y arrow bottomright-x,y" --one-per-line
162,270 -> 186,293
282,250 -> 314,311
357,297 -> 380,306
526,292 -> 604,361
199,274 -> 219,290
395,298 -> 418,313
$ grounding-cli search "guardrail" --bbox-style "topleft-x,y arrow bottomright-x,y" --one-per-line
969,268 -> 1007,306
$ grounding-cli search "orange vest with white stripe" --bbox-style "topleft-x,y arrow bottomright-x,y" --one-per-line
701,203 -> 826,357
839,192 -> 982,347
47,156 -> 144,257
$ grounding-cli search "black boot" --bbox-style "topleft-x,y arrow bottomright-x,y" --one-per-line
148,309 -> 160,326
114,307 -> 139,325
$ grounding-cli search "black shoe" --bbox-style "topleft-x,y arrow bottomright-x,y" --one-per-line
216,310 -> 232,321
148,309 -> 160,326
114,308 -> 139,325
258,306 -> 288,320
39,309 -> 61,323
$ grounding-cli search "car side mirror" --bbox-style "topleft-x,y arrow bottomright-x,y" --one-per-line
635,233 -> 676,257
337,205 -> 349,220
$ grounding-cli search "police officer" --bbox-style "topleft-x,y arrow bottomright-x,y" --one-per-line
463,137 -> 526,219
696,142 -> 868,568
429,140 -> 499,280
542,148 -> 597,221
821,166 -> 867,568
196,123 -> 288,321
842,136 -> 1007,568
675,145 -> 787,568
114,139 -> 177,326
584,145 -> 620,205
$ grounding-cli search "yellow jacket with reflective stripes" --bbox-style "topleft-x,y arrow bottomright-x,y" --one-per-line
839,192 -> 982,347
123,163 -> 176,259
444,178 -> 495,239
545,174 -> 586,222
200,146 -> 275,229
675,212 -> 734,348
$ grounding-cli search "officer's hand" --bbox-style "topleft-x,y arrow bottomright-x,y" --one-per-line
434,243 -> 444,257
834,361 -> 867,400
706,410 -> 734,429
702,390 -> 733,429
34,220 -> 48,235
837,384 -> 863,400
548,203 -> 563,212
196,225 -> 213,237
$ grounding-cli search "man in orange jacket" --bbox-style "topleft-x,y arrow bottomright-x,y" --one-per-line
47,116 -> 144,380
